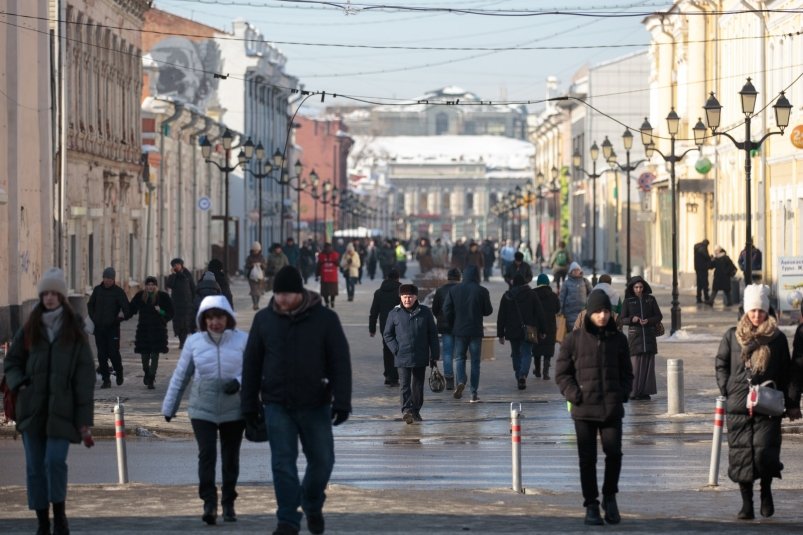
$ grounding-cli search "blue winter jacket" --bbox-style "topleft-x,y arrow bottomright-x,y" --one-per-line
442,265 -> 493,338
383,302 -> 440,368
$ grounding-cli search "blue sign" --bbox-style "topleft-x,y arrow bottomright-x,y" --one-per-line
197,196 -> 211,211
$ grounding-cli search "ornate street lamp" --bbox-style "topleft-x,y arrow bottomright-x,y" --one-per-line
640,111 -> 707,334
703,78 -> 792,288
549,166 -> 560,253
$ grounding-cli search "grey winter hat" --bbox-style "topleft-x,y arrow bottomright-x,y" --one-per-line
102,267 -> 116,280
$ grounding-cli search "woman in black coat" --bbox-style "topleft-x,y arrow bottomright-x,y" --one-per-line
620,276 -> 662,401
497,273 -> 547,390
555,290 -> 632,526
130,276 -> 174,389
708,245 -> 737,307
532,273 -> 560,380
715,284 -> 802,520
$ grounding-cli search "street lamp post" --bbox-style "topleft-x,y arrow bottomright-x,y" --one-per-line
320,181 -> 338,243
240,140 -> 283,245
200,129 -> 246,276
573,141 -> 602,286
549,166 -> 560,253
605,129 -> 648,281
703,78 -> 792,288
640,111 -> 707,334
307,170 -> 320,245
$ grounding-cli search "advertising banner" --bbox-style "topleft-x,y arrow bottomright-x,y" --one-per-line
777,256 -> 803,312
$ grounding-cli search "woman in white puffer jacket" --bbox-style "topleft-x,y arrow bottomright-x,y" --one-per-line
162,295 -> 248,525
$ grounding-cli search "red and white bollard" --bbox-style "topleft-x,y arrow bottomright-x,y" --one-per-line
708,396 -> 726,486
510,402 -> 523,493
114,398 -> 129,484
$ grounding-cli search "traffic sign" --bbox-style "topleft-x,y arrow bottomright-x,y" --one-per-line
197,196 -> 211,211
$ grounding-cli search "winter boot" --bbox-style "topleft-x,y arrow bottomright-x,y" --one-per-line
533,357 -> 541,378
760,478 -> 774,517
542,358 -> 551,381
202,500 -> 217,525
35,507 -> 50,535
52,501 -> 69,535
602,494 -> 621,524
737,482 -> 755,520
584,503 -> 604,525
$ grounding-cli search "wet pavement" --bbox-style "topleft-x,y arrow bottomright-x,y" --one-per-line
2,265 -> 803,533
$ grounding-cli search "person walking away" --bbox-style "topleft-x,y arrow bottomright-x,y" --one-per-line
559,262 -> 591,331
532,273 -> 560,380
497,273 -> 547,390
708,246 -> 737,307
194,271 -> 222,318
377,239 -> 396,279
415,238 -> 434,274
241,266 -> 352,535
620,276 -> 663,401
4,267 -> 96,535
549,241 -> 572,291
266,243 -> 290,293
738,242 -> 763,284
503,251 -> 533,287
366,239 -> 378,280
383,284 -> 439,423
87,266 -> 129,388
715,284 -> 802,520
369,269 -> 402,387
450,239 -> 468,271
162,295 -> 248,525
431,238 -> 449,269
465,241 -> 485,272
284,237 -> 300,269
166,258 -> 197,348
245,242 -> 267,310
394,240 -> 408,278
693,239 -> 712,303
129,276 -> 174,389
499,239 -> 516,276
340,242 -> 361,302
317,242 -> 340,308
443,265 -> 493,402
207,258 -> 233,307
356,240 -> 368,283
480,239 -> 495,282
555,290 -> 632,526
432,268 -> 461,390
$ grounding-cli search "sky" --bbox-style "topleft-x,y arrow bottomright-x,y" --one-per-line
153,0 -> 664,111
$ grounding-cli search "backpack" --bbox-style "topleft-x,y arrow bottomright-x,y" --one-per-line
555,250 -> 568,267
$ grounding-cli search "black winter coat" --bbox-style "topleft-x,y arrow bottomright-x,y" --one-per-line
87,283 -> 129,330
532,286 -> 560,355
166,269 -> 196,332
711,254 -> 737,292
555,315 -> 632,422
715,326 -> 799,482
432,281 -> 459,334
369,279 -> 402,335
241,292 -> 352,414
129,290 -> 174,354
383,303 -> 439,368
443,265 -> 492,338
497,284 -> 547,340
693,241 -> 711,272
503,262 -> 533,285
620,277 -> 663,356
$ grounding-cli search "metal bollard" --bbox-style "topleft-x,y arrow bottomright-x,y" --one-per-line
510,402 -> 523,493
708,396 -> 726,486
667,359 -> 685,415
114,398 -> 129,484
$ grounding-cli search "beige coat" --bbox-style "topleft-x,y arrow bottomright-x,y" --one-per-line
340,249 -> 361,278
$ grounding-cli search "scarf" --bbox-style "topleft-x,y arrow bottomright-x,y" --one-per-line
735,313 -> 777,374
271,290 -> 323,318
41,306 -> 64,343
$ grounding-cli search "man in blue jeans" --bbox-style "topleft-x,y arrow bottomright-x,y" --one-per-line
241,266 -> 352,535
431,268 -> 461,389
443,265 -> 493,402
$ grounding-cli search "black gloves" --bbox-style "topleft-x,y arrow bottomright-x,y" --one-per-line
331,408 -> 349,426
223,379 -> 240,395
164,416 -> 172,423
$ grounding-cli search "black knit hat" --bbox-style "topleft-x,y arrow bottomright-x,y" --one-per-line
145,276 -> 158,285
447,268 -> 461,281
272,266 -> 304,293
586,289 -> 612,314
399,284 -> 418,296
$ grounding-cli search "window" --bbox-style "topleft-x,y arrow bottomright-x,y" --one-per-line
442,193 -> 450,212
436,113 -> 449,135
129,232 -> 135,277
419,192 -> 428,213
88,233 -> 94,284
465,192 -> 474,211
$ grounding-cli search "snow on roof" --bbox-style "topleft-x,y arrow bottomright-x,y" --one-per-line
351,135 -> 534,170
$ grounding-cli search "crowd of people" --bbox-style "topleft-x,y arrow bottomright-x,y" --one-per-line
4,233 -> 803,533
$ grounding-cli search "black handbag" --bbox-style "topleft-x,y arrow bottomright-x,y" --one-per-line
245,406 -> 268,442
513,299 -> 538,343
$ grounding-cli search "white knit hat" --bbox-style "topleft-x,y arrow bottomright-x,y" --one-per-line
37,267 -> 68,297
743,284 -> 769,313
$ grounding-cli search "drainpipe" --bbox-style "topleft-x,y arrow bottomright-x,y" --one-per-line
179,111 -> 201,263
56,0 -> 67,269
191,116 -> 213,272
157,102 -> 183,278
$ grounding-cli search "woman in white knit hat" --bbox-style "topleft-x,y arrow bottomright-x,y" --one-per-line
3,267 -> 96,534
715,284 -> 802,521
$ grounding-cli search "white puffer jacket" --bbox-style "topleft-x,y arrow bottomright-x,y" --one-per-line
162,295 -> 248,423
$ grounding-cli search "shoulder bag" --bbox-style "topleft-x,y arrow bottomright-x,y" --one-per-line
746,379 -> 785,417
513,299 -> 539,344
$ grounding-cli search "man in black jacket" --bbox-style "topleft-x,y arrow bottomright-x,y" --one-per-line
369,269 -> 402,386
497,273 -> 547,390
87,267 -> 130,388
241,266 -> 351,535
431,268 -> 461,389
693,239 -> 712,303
443,265 -> 493,402
166,257 -> 196,348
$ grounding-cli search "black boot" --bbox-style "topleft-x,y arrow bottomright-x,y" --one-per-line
760,478 -> 774,518
202,501 -> 217,525
584,502 -> 604,525
602,494 -> 620,524
737,482 -> 755,520
533,357 -> 541,378
36,507 -> 50,535
542,358 -> 551,381
52,501 -> 69,535
222,502 -> 237,522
